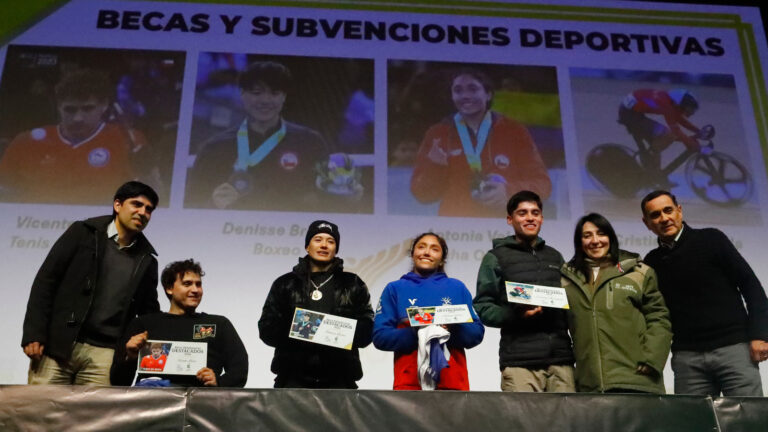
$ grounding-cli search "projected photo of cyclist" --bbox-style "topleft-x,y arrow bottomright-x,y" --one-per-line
388,60 -> 568,219
0,45 -> 185,206
184,53 -> 373,214
571,68 -> 761,225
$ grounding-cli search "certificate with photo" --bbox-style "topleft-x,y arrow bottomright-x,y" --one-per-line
289,307 -> 357,350
137,340 -> 207,376
406,304 -> 473,327
505,281 -> 570,309
406,306 -> 436,326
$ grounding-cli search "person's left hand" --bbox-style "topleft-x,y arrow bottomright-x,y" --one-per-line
521,306 -> 543,319
749,339 -> 768,363
196,367 -> 218,386
474,181 -> 507,207
212,182 -> 240,209
636,364 -> 656,376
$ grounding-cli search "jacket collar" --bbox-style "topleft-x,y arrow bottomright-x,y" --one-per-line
657,222 -> 689,250
82,215 -> 157,256
492,235 -> 544,251
562,250 -> 640,289
292,255 -> 344,277
401,271 -> 447,284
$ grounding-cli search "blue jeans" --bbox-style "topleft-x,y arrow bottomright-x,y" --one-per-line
671,342 -> 763,397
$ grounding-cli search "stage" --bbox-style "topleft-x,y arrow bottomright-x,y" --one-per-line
1,385 -> 766,431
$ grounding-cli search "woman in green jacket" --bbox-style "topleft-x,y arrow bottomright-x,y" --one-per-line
561,213 -> 672,393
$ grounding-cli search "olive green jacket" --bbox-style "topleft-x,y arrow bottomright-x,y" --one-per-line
560,252 -> 672,393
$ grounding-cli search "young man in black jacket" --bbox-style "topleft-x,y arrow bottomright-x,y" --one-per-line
474,190 -> 575,392
111,259 -> 248,387
22,181 -> 160,385
258,220 -> 374,389
642,190 -> 768,396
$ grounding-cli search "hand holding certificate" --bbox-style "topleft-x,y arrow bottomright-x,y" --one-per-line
289,307 -> 358,350
505,281 -> 570,309
137,340 -> 208,375
406,304 -> 474,327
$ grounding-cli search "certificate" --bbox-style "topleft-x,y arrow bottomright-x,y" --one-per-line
505,281 -> 570,309
289,307 -> 357,350
406,306 -> 436,326
407,304 -> 474,327
137,340 -> 207,376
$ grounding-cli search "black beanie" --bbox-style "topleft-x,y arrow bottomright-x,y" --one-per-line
305,220 -> 340,251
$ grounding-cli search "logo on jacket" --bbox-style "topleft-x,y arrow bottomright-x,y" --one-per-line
408,298 -> 417,305
614,283 -> 638,294
88,147 -> 111,167
442,297 -> 452,305
280,152 -> 299,170
494,154 -> 510,169
31,128 -> 47,140
193,324 -> 216,339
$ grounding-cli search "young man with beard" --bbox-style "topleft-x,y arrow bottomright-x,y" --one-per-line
22,181 -> 160,385
473,190 -> 575,392
112,259 -> 248,387
259,220 -> 374,388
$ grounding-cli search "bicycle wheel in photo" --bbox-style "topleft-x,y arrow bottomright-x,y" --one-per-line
685,151 -> 753,207
586,144 -> 646,197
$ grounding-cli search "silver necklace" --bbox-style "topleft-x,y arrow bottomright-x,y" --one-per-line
310,274 -> 334,301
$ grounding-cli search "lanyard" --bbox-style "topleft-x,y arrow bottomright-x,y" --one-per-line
233,118 -> 286,171
454,111 -> 492,173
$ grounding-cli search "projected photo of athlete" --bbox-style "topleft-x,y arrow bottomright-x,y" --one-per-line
185,55 -> 374,213
0,45 -> 184,206
388,60 -> 567,219
571,68 -> 760,225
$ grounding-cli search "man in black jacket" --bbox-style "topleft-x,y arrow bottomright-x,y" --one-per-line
642,190 -> 768,396
21,181 -> 160,385
258,220 -> 374,389
111,259 -> 248,387
474,190 -> 575,392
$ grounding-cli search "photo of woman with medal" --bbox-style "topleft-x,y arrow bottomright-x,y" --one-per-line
258,220 -> 374,389
410,67 -> 552,218
373,232 -> 484,390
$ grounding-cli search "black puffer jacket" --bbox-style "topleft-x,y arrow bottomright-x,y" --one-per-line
258,256 -> 373,384
474,235 -> 574,369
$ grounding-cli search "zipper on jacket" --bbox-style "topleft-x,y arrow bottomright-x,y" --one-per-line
606,284 -> 614,310
592,308 -> 605,391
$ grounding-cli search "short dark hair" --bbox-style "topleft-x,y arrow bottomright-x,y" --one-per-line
161,259 -> 204,299
238,61 -> 291,93
55,69 -> 112,103
506,190 -> 542,215
640,190 -> 678,215
112,181 -> 159,216
569,213 -> 620,279
409,232 -> 449,274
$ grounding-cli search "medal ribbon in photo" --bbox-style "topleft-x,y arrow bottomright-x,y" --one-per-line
453,111 -> 492,173
233,118 -> 286,171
